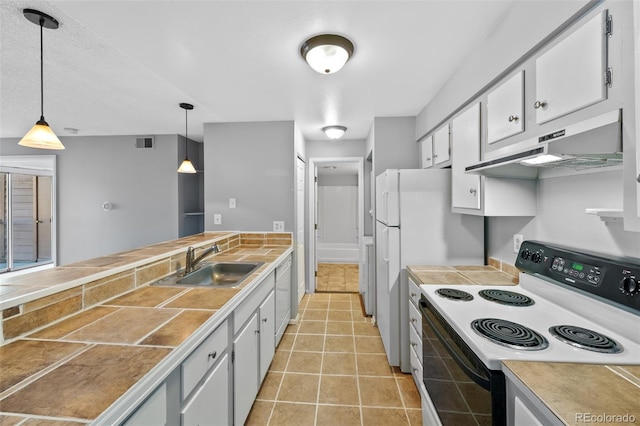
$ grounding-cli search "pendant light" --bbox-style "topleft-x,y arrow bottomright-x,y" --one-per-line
300,34 -> 354,74
177,103 -> 197,174
19,9 -> 64,150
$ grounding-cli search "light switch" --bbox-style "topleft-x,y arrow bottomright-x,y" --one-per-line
273,221 -> 284,232
214,214 -> 222,225
229,198 -> 236,208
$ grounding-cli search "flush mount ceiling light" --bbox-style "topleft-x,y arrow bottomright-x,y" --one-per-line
177,103 -> 197,174
300,34 -> 354,74
19,9 -> 64,150
322,125 -> 347,140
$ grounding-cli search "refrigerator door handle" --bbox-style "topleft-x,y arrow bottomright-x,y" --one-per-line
382,191 -> 388,222
383,227 -> 389,263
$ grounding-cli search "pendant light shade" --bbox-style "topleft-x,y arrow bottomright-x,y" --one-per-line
178,103 -> 197,174
322,125 -> 347,139
300,34 -> 354,74
19,9 -> 64,150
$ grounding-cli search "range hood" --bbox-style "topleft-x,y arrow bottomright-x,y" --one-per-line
466,109 -> 622,179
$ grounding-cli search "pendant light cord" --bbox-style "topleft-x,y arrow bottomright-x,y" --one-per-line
39,17 -> 44,121
184,107 -> 189,158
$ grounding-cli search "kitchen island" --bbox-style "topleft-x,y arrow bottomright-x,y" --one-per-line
0,232 -> 293,425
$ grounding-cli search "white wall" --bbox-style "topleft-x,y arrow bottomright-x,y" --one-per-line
203,121 -> 295,232
0,135 -> 180,265
372,116 -> 419,177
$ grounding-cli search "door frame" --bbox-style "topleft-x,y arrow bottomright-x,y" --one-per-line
307,157 -> 364,293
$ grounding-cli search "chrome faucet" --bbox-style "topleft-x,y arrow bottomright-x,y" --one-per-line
185,243 -> 220,274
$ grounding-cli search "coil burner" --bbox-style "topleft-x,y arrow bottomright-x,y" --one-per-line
478,289 -> 534,307
549,325 -> 623,353
435,288 -> 474,301
472,318 -> 548,350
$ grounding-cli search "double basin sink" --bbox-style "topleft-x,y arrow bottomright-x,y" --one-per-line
152,262 -> 264,288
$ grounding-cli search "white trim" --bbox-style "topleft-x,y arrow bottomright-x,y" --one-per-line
307,156 -> 364,293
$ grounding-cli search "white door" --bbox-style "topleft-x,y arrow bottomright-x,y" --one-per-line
182,356 -> 229,426
535,10 -> 608,124
296,157 -> 305,302
433,124 -> 450,166
233,313 -> 259,426
451,103 -> 482,210
487,71 -> 525,144
313,165 -> 319,289
420,135 -> 433,168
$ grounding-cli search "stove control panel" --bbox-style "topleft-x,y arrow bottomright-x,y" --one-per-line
515,240 -> 640,312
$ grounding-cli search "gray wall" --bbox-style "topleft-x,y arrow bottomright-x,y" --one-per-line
1,135 -> 180,265
416,0 -> 640,261
203,121 -> 295,232
372,116 -> 419,177
306,139 -> 366,158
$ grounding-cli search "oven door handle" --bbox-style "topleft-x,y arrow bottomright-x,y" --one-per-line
419,299 -> 491,390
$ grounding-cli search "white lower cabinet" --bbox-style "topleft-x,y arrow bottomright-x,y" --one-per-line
234,312 -> 260,426
123,383 -> 167,426
181,354 -> 230,426
259,290 -> 276,383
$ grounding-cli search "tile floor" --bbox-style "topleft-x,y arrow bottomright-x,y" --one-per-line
246,292 -> 422,426
315,264 -> 359,293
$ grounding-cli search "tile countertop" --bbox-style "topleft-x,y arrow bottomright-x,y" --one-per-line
407,265 -> 519,286
0,232 -> 293,424
503,361 -> 640,425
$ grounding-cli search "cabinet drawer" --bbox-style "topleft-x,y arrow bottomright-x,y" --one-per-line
409,342 -> 423,392
409,317 -> 422,361
181,319 -> 228,400
234,272 -> 275,334
409,301 -> 421,338
408,278 -> 421,307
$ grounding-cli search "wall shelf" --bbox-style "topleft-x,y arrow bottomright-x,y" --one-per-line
585,208 -> 623,224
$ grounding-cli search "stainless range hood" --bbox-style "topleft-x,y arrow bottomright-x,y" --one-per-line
466,109 -> 622,179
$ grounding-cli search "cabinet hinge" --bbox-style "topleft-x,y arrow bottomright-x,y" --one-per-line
231,350 -> 235,363
314,176 -> 318,183
314,223 -> 318,230
605,66 -> 613,88
315,270 -> 318,277
606,14 -> 613,37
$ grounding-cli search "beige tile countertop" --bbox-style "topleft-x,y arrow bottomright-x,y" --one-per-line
407,264 -> 519,286
0,232 -> 293,424
503,361 -> 640,425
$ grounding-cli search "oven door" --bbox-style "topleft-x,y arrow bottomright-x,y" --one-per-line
419,296 -> 505,426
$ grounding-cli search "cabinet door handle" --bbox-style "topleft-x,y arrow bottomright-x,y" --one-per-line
262,318 -> 268,323
411,318 -> 417,323
636,174 -> 640,183
410,292 -> 416,298
469,188 -> 477,195
534,100 -> 547,109
433,154 -> 438,158
508,115 -> 519,122
426,157 -> 431,161
255,330 -> 260,334
208,351 -> 217,360
411,342 -> 417,348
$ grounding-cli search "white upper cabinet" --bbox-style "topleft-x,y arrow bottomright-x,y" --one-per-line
534,10 -> 609,124
452,103 -> 481,211
420,135 -> 433,168
433,125 -> 450,166
487,71 -> 525,144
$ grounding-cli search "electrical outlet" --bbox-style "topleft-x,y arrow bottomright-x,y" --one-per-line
229,198 -> 236,208
514,234 -> 523,253
273,221 -> 284,232
214,214 -> 222,225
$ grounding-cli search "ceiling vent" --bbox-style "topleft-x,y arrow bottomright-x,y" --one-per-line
135,136 -> 154,149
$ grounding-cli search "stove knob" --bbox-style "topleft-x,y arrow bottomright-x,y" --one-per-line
520,249 -> 531,260
531,252 -> 542,263
620,276 -> 638,295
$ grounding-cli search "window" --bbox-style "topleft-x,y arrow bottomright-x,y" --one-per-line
0,156 -> 56,273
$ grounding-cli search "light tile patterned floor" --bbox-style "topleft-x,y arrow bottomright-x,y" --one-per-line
316,263 -> 360,293
246,292 -> 422,426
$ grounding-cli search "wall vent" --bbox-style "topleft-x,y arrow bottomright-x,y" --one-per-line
135,136 -> 154,149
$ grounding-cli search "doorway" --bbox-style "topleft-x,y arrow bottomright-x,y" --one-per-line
308,157 -> 364,293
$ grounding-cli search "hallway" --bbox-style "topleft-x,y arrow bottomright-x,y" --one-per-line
315,264 -> 359,293
246,292 -> 422,426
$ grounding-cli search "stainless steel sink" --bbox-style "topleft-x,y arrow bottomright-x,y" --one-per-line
151,262 -> 264,288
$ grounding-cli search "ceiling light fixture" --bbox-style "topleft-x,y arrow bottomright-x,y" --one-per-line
19,9 -> 64,150
177,103 -> 197,174
300,34 -> 354,74
322,125 -> 347,140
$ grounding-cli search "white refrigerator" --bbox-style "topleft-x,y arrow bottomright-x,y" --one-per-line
375,169 -> 484,372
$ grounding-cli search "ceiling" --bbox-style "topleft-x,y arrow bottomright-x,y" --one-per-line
0,0 -> 516,144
